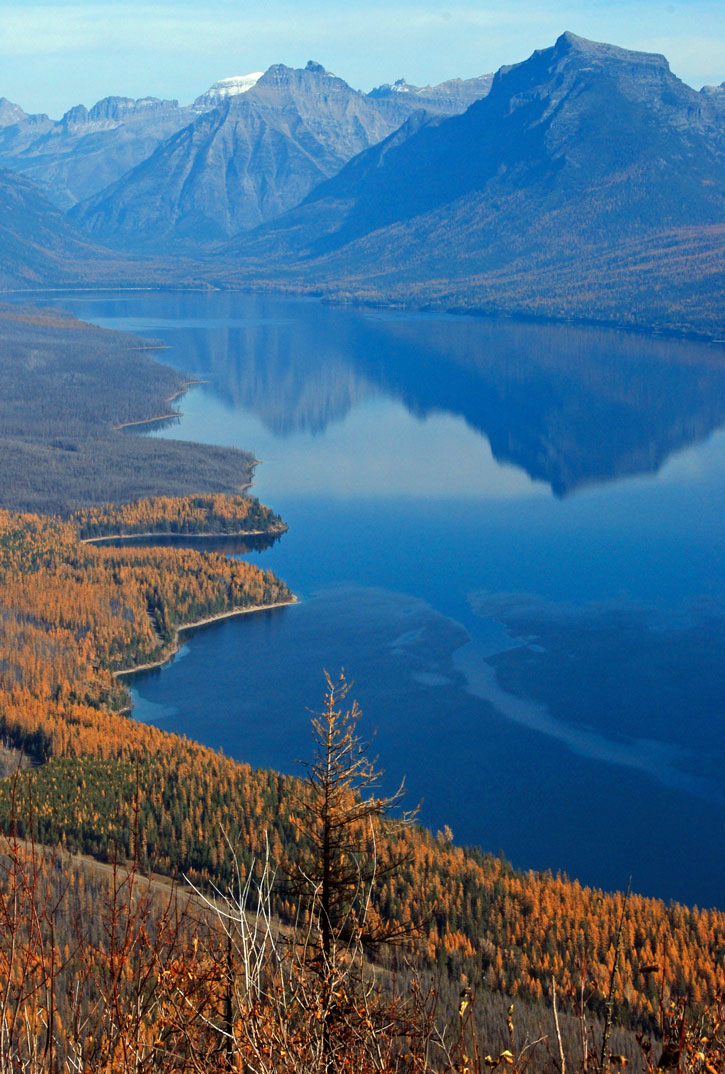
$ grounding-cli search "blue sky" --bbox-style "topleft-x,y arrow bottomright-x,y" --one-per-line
2,0 -> 724,117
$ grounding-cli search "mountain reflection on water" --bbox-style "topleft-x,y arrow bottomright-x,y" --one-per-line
121,294 -> 725,495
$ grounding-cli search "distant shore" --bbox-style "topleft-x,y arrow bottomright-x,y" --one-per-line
115,597 -> 298,678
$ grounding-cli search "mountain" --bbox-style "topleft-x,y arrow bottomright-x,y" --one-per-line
225,33 -> 725,334
0,98 -> 27,127
0,95 -> 194,209
71,61 -> 496,251
69,61 -> 421,249
368,73 -> 493,116
0,167 -> 130,289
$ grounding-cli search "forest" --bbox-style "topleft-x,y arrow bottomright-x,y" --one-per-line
225,223 -> 725,341
1,657 -> 723,1072
0,493 -> 723,1071
72,494 -> 287,541
0,305 -> 255,514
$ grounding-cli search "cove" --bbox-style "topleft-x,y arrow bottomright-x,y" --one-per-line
39,291 -> 725,908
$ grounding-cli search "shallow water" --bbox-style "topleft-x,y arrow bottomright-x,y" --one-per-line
39,291 -> 725,907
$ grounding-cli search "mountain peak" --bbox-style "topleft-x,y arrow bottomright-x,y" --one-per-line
0,97 -> 27,127
556,30 -> 597,52
553,30 -> 670,69
369,78 -> 416,96
305,60 -> 328,74
61,104 -> 89,127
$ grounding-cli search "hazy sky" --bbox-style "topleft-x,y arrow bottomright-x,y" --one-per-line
2,0 -> 724,117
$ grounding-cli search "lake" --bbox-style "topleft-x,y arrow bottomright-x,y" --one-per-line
41,291 -> 725,908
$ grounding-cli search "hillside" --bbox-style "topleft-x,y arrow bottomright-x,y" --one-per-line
0,168 -> 126,289
219,33 -> 725,335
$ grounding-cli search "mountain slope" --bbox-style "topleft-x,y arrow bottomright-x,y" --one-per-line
0,168 -> 123,288
223,33 -> 725,333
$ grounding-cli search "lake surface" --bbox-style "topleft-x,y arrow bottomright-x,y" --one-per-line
42,291 -> 725,908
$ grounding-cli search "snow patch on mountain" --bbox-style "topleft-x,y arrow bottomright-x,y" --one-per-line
193,73 -> 263,110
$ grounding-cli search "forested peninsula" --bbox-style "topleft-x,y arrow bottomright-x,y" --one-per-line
0,304 -> 257,514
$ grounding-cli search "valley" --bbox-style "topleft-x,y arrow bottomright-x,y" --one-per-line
0,34 -> 722,337
0,23 -> 723,1072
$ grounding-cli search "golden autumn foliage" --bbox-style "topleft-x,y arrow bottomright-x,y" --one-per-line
71,494 -> 286,540
1,785 -> 723,1074
0,502 -> 293,699
0,493 -> 723,1061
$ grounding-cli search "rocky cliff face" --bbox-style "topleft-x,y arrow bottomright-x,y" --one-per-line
700,81 -> 725,123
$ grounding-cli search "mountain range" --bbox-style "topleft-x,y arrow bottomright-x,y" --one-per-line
0,34 -> 722,334
0,63 -> 491,243
223,34 -> 724,322
70,62 -> 492,248
0,95 -> 193,209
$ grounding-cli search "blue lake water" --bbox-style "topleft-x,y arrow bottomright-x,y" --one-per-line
40,291 -> 725,908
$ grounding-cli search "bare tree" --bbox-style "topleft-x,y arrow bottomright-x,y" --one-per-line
291,670 -> 416,968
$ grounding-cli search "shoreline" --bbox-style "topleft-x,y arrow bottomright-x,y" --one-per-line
114,597 -> 298,678
83,521 -> 283,544
115,412 -> 181,430
6,283 -> 725,344
113,380 -> 204,431
6,285 -> 723,344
